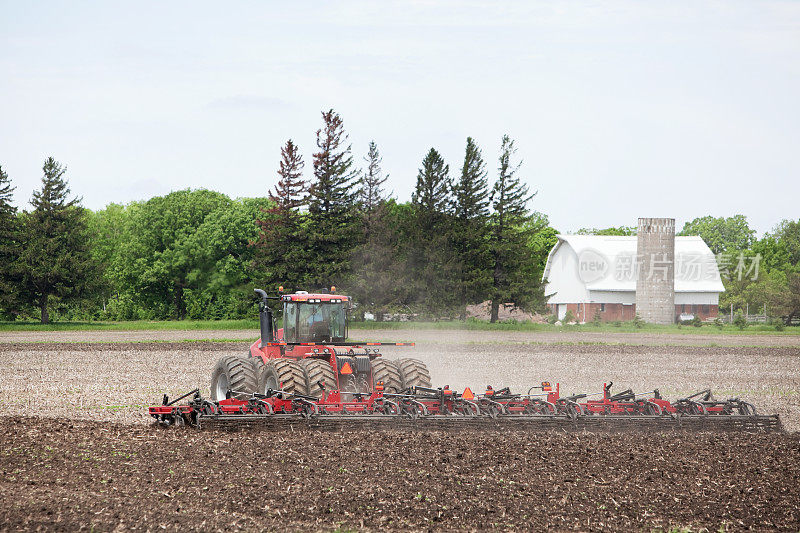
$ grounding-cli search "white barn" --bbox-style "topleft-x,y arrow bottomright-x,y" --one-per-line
542,235 -> 725,322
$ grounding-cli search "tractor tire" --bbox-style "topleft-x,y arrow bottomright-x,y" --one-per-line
396,358 -> 432,389
300,358 -> 337,399
250,352 -> 265,371
258,359 -> 309,397
371,358 -> 403,393
210,355 -> 259,401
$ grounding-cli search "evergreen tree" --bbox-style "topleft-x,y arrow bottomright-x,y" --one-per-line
412,148 -> 451,224
271,139 -> 307,214
488,136 -> 537,323
359,140 -> 389,238
452,137 -> 492,318
350,142 -> 402,318
307,109 -> 359,288
410,148 -> 458,316
253,139 -> 310,291
0,165 -> 20,317
18,158 -> 99,323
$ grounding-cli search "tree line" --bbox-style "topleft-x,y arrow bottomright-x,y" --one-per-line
0,110 -> 557,323
677,215 -> 800,324
1,111 -> 797,325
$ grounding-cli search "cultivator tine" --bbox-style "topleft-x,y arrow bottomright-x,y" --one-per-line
609,389 -> 635,402
162,389 -> 200,406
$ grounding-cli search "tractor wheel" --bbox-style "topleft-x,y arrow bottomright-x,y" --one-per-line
210,355 -> 259,401
250,353 -> 265,372
301,359 -> 337,399
258,359 -> 309,397
396,358 -> 432,389
370,358 -> 403,393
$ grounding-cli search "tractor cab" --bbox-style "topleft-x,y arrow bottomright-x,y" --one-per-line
281,291 -> 349,343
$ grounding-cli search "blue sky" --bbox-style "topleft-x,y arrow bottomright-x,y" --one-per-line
1,1 -> 798,234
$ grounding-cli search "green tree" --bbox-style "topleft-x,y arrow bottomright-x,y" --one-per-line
747,219 -> 800,324
771,219 -> 800,272
350,142 -> 405,318
753,234 -> 791,274
87,203 -> 129,316
679,215 -> 756,255
410,148 -> 458,316
253,139 -> 310,292
576,226 -> 636,236
117,189 -> 232,319
451,137 -> 491,318
17,158 -> 100,323
0,165 -> 20,317
488,135 -> 537,323
182,197 -> 270,318
307,109 -> 360,288
524,212 -> 559,285
412,148 -> 451,223
359,140 -> 389,236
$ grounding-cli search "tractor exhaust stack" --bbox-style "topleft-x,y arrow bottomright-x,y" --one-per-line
254,289 -> 275,346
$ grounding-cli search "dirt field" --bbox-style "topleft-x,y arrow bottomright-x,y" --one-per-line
1,417 -> 799,532
1,330 -> 799,531
1,337 -> 798,430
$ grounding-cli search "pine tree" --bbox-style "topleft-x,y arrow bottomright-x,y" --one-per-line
271,139 -> 307,215
359,140 -> 389,238
0,165 -> 20,317
410,148 -> 458,316
350,142 -> 401,318
18,158 -> 99,323
253,140 -> 309,291
412,148 -> 451,225
488,135 -> 537,323
306,109 -> 360,288
452,137 -> 492,318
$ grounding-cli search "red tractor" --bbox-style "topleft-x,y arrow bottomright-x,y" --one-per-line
209,288 -> 431,401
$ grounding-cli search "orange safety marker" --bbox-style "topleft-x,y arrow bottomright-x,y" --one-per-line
462,387 -> 474,400
340,362 -> 353,375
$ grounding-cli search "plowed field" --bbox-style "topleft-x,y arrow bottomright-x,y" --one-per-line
1,417 -> 799,532
1,330 -> 798,531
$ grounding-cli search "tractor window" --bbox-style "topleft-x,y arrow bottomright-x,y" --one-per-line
297,302 -> 346,343
284,302 -> 298,343
328,304 -> 345,340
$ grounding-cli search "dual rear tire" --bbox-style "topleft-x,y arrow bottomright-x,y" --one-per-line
210,355 -> 259,401
210,355 -> 432,400
370,357 -> 432,392
210,355 -> 336,400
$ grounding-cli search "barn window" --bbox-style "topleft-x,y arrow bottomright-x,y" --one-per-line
681,304 -> 685,313
600,303 -> 605,312
702,305 -> 709,314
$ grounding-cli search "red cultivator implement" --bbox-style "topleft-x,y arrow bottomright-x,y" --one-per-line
150,381 -> 781,433
149,288 -> 781,433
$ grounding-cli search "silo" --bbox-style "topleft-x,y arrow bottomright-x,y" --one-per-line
635,217 -> 675,324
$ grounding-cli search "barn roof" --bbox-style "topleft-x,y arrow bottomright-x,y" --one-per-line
543,235 -> 726,293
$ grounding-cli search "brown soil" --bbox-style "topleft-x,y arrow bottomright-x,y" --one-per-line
1,417 -> 798,532
1,333 -> 799,531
